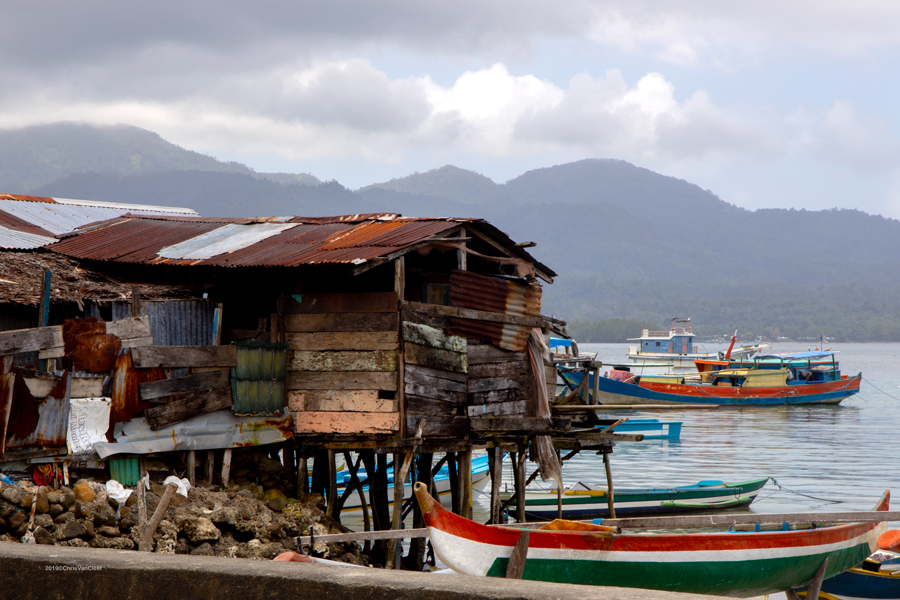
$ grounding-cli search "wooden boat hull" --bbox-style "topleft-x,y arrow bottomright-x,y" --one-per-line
417,483 -> 889,597
797,567 -> 900,600
502,478 -> 769,521
593,373 -> 861,406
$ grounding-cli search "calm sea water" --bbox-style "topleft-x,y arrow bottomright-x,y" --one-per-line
475,342 -> 900,526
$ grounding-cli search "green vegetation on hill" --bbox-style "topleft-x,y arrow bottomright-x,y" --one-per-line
6,123 -> 900,341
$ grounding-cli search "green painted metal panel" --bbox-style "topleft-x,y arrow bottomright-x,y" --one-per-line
231,342 -> 287,415
109,456 -> 141,486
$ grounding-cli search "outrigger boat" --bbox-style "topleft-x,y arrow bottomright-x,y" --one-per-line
627,319 -> 768,370
795,531 -> 900,599
591,351 -> 860,406
500,477 -> 769,521
416,482 -> 890,597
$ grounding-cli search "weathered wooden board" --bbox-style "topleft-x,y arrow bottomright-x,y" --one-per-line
401,322 -> 466,353
105,316 -> 152,341
469,417 -> 569,432
294,411 -> 399,434
468,361 -> 528,379
286,371 -> 398,391
405,395 -> 459,418
288,292 -> 398,314
286,331 -> 398,351
287,390 -> 396,412
467,400 -> 528,418
132,346 -> 238,368
284,312 -> 399,333
467,345 -> 527,365
469,388 -> 527,406
468,377 -> 527,394
139,370 -> 231,401
404,342 -> 467,374
70,377 -> 104,399
405,415 -> 468,437
0,326 -> 62,356
145,386 -> 233,430
404,382 -> 466,404
400,301 -> 545,329
403,363 -> 466,385
288,350 -> 397,372
400,309 -> 445,330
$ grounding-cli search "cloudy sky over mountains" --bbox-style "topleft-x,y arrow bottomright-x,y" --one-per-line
2,2 -> 899,216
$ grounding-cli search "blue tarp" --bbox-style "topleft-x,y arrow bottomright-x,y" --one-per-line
755,351 -> 834,360
550,337 -> 573,348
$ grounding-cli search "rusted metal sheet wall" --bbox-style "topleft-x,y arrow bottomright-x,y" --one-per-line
5,372 -> 70,452
447,270 -> 542,352
112,300 -> 216,346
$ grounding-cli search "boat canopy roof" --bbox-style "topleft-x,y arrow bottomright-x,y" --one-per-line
755,351 -> 834,360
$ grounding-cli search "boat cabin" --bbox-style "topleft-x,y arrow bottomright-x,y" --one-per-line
628,318 -> 695,356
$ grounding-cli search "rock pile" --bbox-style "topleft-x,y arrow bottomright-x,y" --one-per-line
0,478 -> 367,565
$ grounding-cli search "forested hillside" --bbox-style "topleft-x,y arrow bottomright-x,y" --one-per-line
5,122 -> 900,341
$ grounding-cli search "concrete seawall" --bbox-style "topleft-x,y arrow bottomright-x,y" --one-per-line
0,542 -> 720,600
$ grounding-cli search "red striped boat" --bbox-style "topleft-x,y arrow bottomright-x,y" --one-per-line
415,483 -> 890,597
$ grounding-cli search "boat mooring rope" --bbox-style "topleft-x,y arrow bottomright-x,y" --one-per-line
862,376 -> 900,402
768,477 -> 844,504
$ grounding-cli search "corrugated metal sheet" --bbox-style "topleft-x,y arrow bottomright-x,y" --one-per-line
94,408 -> 293,458
448,270 -> 542,352
5,371 -> 70,452
0,199 -> 196,237
112,300 -> 216,346
158,222 -> 297,260
0,224 -> 56,250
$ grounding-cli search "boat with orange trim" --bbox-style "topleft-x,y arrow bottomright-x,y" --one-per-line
415,482 -> 890,597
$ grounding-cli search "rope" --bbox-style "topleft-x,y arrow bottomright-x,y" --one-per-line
862,376 -> 900,402
769,477 -> 844,504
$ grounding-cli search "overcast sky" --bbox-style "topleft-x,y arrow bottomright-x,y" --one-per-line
2,1 -> 899,217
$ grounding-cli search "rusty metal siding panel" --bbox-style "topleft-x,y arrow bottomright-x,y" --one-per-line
111,300 -> 217,346
448,271 -> 542,352
5,371 -> 70,450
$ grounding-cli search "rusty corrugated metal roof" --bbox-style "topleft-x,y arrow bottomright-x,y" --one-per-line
47,212 -> 557,278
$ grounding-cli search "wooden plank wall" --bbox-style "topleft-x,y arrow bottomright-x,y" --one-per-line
466,344 -> 531,419
286,293 -> 402,435
401,319 -> 469,437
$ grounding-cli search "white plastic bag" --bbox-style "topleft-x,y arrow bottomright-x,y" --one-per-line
163,475 -> 191,497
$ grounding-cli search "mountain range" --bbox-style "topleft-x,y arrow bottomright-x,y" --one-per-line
4,122 -> 899,341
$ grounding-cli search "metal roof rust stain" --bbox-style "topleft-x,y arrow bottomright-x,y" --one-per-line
109,349 -> 166,440
63,318 -> 121,372
0,194 -> 56,204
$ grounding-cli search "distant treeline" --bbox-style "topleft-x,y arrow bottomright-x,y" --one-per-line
567,318 -> 663,343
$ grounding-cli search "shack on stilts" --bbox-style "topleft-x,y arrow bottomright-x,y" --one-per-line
0,194 -> 635,568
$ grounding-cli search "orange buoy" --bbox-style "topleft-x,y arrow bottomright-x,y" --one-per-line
877,529 -> 900,551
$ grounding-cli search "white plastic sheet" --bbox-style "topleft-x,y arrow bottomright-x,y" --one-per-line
163,476 -> 191,497
67,397 -> 112,456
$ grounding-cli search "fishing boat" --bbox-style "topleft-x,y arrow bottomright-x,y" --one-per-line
795,533 -> 900,599
599,418 -> 681,440
695,350 -> 842,375
416,482 -> 890,597
336,453 -> 492,512
591,352 -> 861,406
500,477 -> 768,521
627,319 -> 768,370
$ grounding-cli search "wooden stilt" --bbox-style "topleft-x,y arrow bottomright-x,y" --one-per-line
221,449 -> 232,489
514,449 -> 527,523
488,447 -> 502,524
447,451 -> 459,515
556,449 -> 563,520
206,450 -> 215,484
603,450 -> 616,519
388,452 -> 405,569
187,450 -> 196,486
326,449 -> 337,520
460,448 -> 473,520
284,441 -> 295,490
310,449 -> 329,498
591,364 -> 600,405
298,457 -> 308,495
